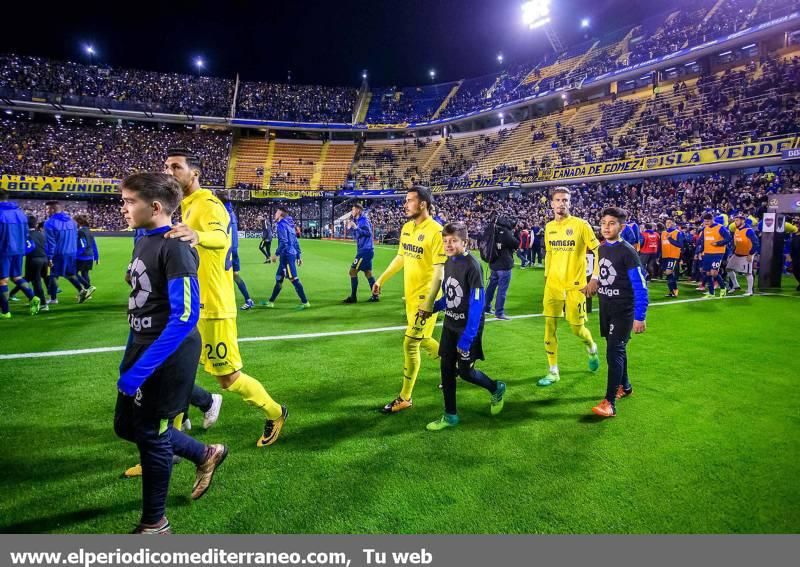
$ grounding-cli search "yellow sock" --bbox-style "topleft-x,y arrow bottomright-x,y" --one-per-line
544,317 -> 559,368
400,336 -> 422,400
420,337 -> 440,359
226,373 -> 282,420
570,324 -> 595,351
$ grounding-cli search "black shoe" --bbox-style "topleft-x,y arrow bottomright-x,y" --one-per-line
342,296 -> 357,304
367,295 -> 380,302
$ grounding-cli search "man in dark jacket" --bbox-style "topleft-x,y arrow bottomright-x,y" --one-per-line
485,215 -> 518,320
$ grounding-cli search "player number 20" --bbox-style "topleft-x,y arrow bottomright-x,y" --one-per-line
205,342 -> 228,360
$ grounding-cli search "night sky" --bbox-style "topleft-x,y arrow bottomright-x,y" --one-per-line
2,0 -> 685,87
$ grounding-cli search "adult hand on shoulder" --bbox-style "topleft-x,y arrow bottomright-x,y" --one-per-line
165,223 -> 199,247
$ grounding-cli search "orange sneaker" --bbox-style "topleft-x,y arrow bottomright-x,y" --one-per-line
591,399 -> 616,417
615,385 -> 633,400
382,396 -> 412,414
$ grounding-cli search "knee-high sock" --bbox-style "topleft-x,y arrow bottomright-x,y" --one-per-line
727,269 -> 738,290
715,274 -> 725,289
544,317 -> 559,368
745,273 -> 754,294
350,276 -> 358,298
706,275 -> 714,293
225,373 -> 282,420
292,279 -> 308,303
0,285 -> 8,314
400,336 -> 422,400
234,274 -> 251,302
570,323 -> 595,351
420,337 -> 440,360
366,276 -> 376,295
269,281 -> 283,302
13,278 -> 34,300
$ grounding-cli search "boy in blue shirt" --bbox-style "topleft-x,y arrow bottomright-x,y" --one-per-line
116,173 -> 227,534
422,222 -> 506,431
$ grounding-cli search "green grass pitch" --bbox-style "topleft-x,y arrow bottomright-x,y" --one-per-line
0,237 -> 798,534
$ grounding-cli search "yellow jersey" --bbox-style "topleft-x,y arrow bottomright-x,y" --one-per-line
181,188 -> 237,320
398,217 -> 446,306
544,215 -> 600,291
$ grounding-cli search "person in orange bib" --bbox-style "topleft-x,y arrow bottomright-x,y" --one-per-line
660,218 -> 685,297
701,213 -> 732,298
726,213 -> 759,296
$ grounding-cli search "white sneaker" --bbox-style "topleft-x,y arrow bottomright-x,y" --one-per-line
203,394 -> 223,429
46,299 -> 58,305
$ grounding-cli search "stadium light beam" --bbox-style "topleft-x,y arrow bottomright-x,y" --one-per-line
429,69 -> 436,81
521,0 -> 551,29
497,53 -> 504,64
522,1 -> 564,53
581,18 -> 590,29
194,57 -> 205,73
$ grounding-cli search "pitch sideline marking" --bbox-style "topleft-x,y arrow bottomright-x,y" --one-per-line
0,293 -> 779,361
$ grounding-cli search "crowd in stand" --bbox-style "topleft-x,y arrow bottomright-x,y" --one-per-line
362,168 -> 800,238
237,82 -> 358,123
0,115 -> 232,185
428,129 -> 511,185
0,55 -> 233,116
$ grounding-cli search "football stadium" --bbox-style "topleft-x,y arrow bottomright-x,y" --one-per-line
1,0 -> 799,548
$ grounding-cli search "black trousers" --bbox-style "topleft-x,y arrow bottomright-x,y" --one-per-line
599,305 -> 633,404
439,327 -> 495,415
259,239 -> 272,259
191,384 -> 214,413
10,257 -> 47,303
114,333 -> 206,524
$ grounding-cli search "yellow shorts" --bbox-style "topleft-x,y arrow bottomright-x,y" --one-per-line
405,305 -> 438,340
197,318 -> 243,376
542,286 -> 587,326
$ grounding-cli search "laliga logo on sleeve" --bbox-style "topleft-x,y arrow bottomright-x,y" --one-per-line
128,257 -> 152,309
599,258 -> 616,286
445,276 -> 463,308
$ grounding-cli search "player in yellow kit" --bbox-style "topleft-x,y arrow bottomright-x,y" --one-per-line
372,186 -> 446,413
164,148 -> 287,447
539,187 -> 601,387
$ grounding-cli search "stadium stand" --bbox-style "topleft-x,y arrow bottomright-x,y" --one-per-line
0,54 -> 234,116
0,115 -> 232,185
236,81 -> 358,122
361,167 -> 800,238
